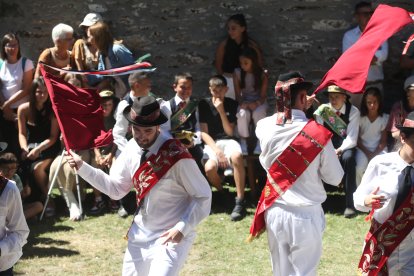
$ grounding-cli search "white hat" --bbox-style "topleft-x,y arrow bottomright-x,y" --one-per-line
79,13 -> 103,27
404,76 -> 414,91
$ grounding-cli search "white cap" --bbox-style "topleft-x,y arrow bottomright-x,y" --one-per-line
404,75 -> 414,91
79,13 -> 103,27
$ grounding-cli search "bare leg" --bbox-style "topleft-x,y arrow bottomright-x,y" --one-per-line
204,159 -> 223,191
231,152 -> 245,199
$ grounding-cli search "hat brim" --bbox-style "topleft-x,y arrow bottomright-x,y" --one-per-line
290,81 -> 314,96
79,21 -> 94,27
123,105 -> 168,127
323,90 -> 351,99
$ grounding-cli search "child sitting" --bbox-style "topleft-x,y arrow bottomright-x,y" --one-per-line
90,90 -> 120,215
0,151 -> 43,220
314,85 -> 360,218
356,87 -> 388,186
161,73 -> 204,174
233,47 -> 268,155
199,75 -> 246,221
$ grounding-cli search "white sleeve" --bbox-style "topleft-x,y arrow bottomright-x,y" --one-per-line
172,159 -> 212,236
342,31 -> 354,53
319,140 -> 344,186
374,40 -> 388,64
77,152 -> 133,200
0,184 -> 29,256
24,59 -> 34,72
353,159 -> 379,212
339,106 -> 360,151
113,101 -> 130,152
159,100 -> 172,134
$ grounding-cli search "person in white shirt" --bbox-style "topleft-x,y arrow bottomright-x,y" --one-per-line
0,142 -> 30,275
354,111 -> 414,275
159,73 -> 204,174
254,72 -> 344,276
342,1 -> 388,109
356,87 -> 388,186
314,85 -> 360,218
66,96 -> 211,276
0,33 -> 34,156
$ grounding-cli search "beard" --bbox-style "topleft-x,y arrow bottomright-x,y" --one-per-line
134,131 -> 159,149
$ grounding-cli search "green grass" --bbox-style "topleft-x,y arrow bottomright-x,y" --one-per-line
15,203 -> 370,276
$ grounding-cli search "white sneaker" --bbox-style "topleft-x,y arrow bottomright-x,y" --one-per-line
224,167 -> 234,177
240,139 -> 248,156
253,141 -> 261,155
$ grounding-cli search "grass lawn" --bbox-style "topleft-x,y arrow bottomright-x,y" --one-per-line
15,191 -> 370,276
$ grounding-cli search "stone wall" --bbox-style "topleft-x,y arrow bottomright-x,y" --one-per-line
1,0 -> 413,106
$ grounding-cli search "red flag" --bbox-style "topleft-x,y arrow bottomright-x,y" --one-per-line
314,5 -> 414,94
40,64 -> 113,151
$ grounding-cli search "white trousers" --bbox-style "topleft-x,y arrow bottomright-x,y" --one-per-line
265,203 -> 325,276
122,232 -> 196,276
355,148 -> 386,186
386,230 -> 414,275
237,103 -> 267,138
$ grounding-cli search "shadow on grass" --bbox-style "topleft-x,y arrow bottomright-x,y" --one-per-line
322,185 -> 347,215
22,218 -> 79,259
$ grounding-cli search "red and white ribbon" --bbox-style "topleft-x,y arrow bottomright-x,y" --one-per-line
40,61 -> 156,77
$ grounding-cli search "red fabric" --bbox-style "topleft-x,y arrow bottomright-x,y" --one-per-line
314,5 -> 413,94
40,64 -> 113,151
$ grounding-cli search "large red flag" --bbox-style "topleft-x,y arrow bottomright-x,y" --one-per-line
40,64 -> 113,151
314,5 -> 414,94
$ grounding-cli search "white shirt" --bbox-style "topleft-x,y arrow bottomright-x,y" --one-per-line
318,103 -> 360,152
112,91 -> 137,153
354,152 -> 414,223
256,109 -> 344,206
359,114 -> 389,151
0,180 -> 29,271
160,95 -> 201,145
0,57 -> 34,109
78,132 -> 211,243
342,26 -> 388,82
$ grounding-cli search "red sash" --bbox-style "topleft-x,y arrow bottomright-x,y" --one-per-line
132,139 -> 192,205
124,139 -> 192,240
248,120 -> 332,240
358,188 -> 414,275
